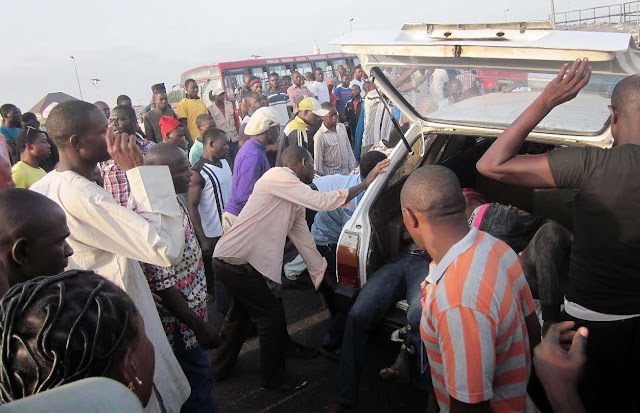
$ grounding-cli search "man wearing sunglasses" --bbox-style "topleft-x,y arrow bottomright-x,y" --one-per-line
99,104 -> 155,207
11,126 -> 51,189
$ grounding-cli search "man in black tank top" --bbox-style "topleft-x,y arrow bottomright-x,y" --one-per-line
477,59 -> 640,412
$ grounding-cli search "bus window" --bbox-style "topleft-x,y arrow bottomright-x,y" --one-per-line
294,62 -> 312,75
267,65 -> 289,77
251,67 -> 268,89
314,61 -> 328,72
251,67 -> 267,80
313,61 -> 333,79
222,70 -> 245,101
331,59 -> 347,77
200,78 -> 222,107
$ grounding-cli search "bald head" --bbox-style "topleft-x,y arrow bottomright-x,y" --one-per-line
280,145 -> 312,169
0,189 -> 65,245
145,143 -> 191,194
145,143 -> 186,167
244,91 -> 262,104
47,101 -> 102,146
0,189 -> 72,285
93,101 -> 110,120
611,74 -> 640,118
401,165 -> 465,221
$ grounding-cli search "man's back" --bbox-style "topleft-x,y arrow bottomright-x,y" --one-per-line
215,167 -> 347,284
421,228 -> 536,413
548,144 -> 640,314
193,158 -> 233,237
311,173 -> 361,246
225,138 -> 270,216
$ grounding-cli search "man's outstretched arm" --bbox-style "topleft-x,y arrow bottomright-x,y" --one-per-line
476,59 -> 591,188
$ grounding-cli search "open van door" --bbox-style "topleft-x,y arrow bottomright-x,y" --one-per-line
332,22 -> 640,147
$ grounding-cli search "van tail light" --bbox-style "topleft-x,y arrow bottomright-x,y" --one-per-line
337,231 -> 361,288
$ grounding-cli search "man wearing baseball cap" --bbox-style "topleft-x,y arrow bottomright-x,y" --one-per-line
208,87 -> 239,156
159,116 -> 188,150
222,107 -> 281,231
275,97 -> 328,167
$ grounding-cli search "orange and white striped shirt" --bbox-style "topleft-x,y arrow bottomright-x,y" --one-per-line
420,228 -> 537,413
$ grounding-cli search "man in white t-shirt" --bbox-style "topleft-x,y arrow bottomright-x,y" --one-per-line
187,127 -> 233,310
309,68 -> 330,104
349,65 -> 365,97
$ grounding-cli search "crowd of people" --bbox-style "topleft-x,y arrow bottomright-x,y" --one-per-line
0,56 -> 637,413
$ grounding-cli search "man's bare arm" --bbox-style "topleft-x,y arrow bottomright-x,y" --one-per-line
476,59 -> 591,188
186,171 -> 211,254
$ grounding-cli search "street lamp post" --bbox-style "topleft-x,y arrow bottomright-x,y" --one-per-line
90,78 -> 101,99
349,18 -> 354,32
70,56 -> 83,100
550,0 -> 557,24
503,8 -> 510,22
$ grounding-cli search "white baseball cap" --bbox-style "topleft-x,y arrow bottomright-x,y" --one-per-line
211,86 -> 225,96
244,107 -> 281,135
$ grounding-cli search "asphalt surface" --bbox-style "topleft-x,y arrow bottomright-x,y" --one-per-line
207,276 -> 429,413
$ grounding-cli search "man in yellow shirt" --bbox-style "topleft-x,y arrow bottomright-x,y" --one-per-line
11,127 -> 50,188
177,79 -> 208,146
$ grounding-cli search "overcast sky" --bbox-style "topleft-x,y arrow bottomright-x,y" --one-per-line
1,0 -> 628,112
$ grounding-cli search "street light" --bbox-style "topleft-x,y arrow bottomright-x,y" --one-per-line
503,8 -> 510,22
70,56 -> 83,100
90,78 -> 101,99
250,54 -> 261,60
550,0 -> 557,24
349,18 -> 354,32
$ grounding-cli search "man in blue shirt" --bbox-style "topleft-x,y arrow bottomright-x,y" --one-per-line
0,104 -> 23,163
312,151 -> 388,355
334,75 -> 352,120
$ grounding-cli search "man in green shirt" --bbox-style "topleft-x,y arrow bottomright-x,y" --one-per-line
188,114 -> 216,165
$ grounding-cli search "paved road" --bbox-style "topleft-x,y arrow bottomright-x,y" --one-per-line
207,278 -> 428,412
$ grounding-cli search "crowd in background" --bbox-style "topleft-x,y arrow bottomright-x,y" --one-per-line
0,57 -> 638,413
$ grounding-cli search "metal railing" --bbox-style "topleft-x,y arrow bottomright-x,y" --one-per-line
554,1 -> 640,28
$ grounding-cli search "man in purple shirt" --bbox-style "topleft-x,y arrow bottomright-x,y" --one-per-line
222,107 -> 281,231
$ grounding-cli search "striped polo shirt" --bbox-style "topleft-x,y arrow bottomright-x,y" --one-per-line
420,227 -> 537,413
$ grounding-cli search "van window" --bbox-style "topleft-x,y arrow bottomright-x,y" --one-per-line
378,66 -> 621,136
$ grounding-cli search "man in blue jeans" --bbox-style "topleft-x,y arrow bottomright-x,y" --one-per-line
311,151 -> 389,355
329,247 -> 430,413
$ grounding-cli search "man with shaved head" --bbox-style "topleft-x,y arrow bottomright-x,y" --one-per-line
93,100 -> 110,120
0,188 -> 73,297
477,60 -> 640,411
137,143 -> 222,413
30,100 -> 190,412
400,165 -> 539,413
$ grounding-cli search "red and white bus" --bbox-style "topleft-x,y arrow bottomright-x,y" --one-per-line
179,53 -> 359,106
